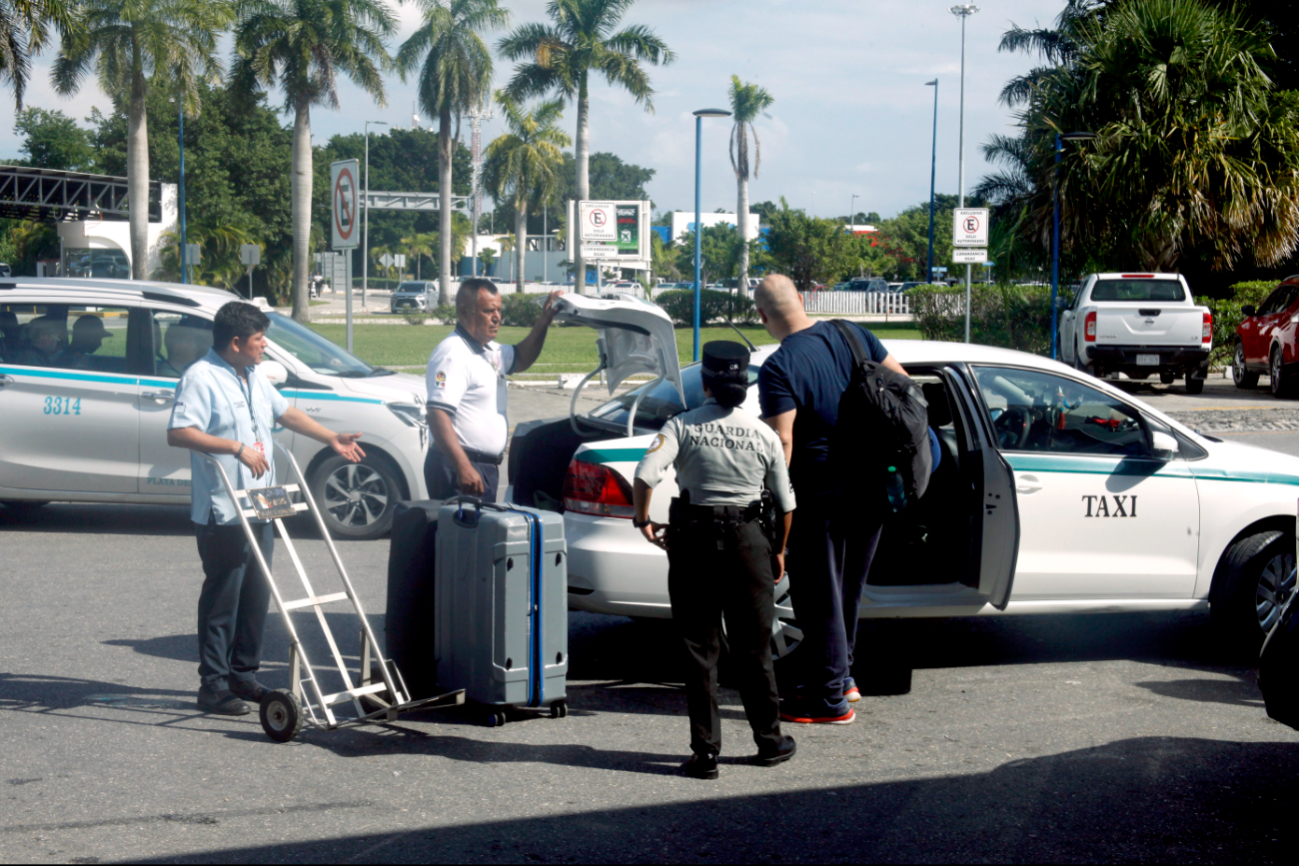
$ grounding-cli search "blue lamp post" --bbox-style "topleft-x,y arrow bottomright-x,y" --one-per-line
692,107 -> 731,362
172,98 -> 188,284
1051,130 -> 1096,359
925,79 -> 938,283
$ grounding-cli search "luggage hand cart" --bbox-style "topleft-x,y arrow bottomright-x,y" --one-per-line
204,444 -> 463,742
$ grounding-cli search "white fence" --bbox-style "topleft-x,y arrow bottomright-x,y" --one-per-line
801,291 -> 914,317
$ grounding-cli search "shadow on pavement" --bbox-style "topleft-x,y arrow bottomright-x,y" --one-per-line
0,503 -> 194,536
1134,677 -> 1266,708
133,735 -> 1298,864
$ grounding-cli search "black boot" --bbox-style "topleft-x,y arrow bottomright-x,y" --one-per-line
754,735 -> 797,767
681,752 -> 719,780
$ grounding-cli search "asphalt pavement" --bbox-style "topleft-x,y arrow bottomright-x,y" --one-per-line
2,376 -> 1298,864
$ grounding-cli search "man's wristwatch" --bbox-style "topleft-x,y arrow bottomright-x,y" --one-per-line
633,517 -> 652,529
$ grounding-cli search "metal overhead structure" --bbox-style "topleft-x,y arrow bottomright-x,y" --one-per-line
0,165 -> 162,222
363,190 -> 470,212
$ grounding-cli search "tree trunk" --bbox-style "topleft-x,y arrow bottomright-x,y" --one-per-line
737,167 -> 750,290
515,200 -> 527,293
127,61 -> 149,280
439,105 -> 454,307
290,100 -> 312,322
574,72 -> 590,294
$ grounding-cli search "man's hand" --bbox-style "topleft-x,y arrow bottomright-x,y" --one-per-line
457,463 -> 485,497
774,551 -> 786,583
237,444 -> 270,479
541,290 -> 564,322
641,521 -> 669,550
331,432 -> 365,463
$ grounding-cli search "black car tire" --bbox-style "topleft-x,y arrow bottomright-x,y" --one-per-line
1233,342 -> 1260,389
309,454 -> 402,540
1271,347 -> 1298,398
1185,376 -> 1205,395
1210,530 -> 1296,656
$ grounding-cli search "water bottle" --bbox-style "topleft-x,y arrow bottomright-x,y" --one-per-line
885,465 -> 906,513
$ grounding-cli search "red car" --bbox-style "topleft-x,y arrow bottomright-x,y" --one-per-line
1233,275 -> 1299,396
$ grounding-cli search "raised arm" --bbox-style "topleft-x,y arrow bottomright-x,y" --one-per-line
511,290 -> 563,374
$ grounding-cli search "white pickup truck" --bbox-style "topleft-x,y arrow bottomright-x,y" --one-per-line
1059,272 -> 1212,394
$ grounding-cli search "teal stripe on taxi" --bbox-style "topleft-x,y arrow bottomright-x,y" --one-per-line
579,447 -> 648,465
1004,452 -> 1299,485
0,365 -> 140,386
281,389 -> 383,405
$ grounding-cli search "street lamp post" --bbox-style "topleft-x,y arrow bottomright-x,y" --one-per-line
363,120 -> 388,310
951,3 -> 978,342
925,79 -> 938,283
692,108 -> 731,362
170,98 -> 188,284
849,193 -> 858,228
1052,131 -> 1097,359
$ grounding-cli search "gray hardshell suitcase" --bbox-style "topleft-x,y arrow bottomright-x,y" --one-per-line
435,499 -> 568,724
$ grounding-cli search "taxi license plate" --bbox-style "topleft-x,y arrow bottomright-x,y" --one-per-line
1136,354 -> 1160,366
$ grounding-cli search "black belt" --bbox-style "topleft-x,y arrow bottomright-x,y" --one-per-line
462,448 -> 504,466
676,501 -> 763,524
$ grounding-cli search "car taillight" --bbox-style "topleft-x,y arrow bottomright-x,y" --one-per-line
562,460 -> 636,519
1084,311 -> 1097,342
1203,311 -> 1212,344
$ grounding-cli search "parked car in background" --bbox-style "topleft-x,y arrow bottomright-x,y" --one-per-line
1059,273 -> 1211,393
0,263 -> 11,277
389,280 -> 438,314
848,277 -> 890,293
1232,274 -> 1299,397
899,281 -> 925,292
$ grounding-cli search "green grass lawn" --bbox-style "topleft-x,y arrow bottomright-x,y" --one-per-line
306,321 -> 922,375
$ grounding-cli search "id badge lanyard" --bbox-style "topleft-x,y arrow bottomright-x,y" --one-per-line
238,369 -> 265,455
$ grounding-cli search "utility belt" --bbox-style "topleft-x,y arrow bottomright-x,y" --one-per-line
461,448 -> 505,466
668,490 -> 763,528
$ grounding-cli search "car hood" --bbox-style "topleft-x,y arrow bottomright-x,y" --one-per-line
553,292 -> 684,402
331,370 -> 428,405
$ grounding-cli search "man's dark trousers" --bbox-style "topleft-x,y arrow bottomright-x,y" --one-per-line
667,514 -> 784,757
195,520 -> 275,690
424,449 -> 500,503
786,496 -> 884,714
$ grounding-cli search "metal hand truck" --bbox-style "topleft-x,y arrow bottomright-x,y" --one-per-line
204,444 -> 463,742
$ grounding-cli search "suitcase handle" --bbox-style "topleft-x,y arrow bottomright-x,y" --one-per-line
448,495 -> 514,527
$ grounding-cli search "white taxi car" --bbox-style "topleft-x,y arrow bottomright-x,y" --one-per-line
508,294 -> 1297,655
0,278 -> 430,539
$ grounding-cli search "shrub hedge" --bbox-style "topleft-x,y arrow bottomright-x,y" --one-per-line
500,293 -> 546,328
1195,280 -> 1274,367
910,283 -> 1053,355
655,289 -> 757,326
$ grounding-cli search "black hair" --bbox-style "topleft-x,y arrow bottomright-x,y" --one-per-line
456,278 -> 499,315
212,301 -> 270,349
703,368 -> 748,408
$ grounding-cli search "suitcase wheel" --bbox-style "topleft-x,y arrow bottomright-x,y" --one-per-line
549,701 -> 568,719
260,689 -> 303,743
484,709 -> 507,727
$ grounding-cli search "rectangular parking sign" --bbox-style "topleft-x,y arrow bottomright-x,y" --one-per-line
953,208 -> 990,246
330,159 -> 360,250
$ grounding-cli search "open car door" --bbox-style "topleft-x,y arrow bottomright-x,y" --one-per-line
552,293 -> 684,431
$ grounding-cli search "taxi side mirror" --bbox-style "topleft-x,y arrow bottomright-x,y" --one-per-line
1150,430 -> 1179,460
260,359 -> 289,387
1241,304 -> 1256,316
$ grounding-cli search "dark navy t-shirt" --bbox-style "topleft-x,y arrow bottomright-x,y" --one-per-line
758,320 -> 888,494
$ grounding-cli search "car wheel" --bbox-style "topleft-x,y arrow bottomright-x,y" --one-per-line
1233,342 -> 1260,389
1185,376 -> 1205,395
309,454 -> 402,540
1271,347 -> 1297,398
1159,369 -> 1177,385
1210,530 -> 1296,655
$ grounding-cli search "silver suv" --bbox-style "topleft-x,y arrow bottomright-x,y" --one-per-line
0,278 -> 432,539
389,281 -> 438,313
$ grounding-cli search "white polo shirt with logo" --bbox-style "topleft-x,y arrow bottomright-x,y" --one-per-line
425,326 -> 517,458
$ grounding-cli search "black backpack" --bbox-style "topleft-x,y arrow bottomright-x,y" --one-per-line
829,319 -> 933,513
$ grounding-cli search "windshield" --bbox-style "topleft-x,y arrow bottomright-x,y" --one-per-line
265,312 -> 375,377
586,363 -> 760,432
1091,280 -> 1186,302
396,282 -> 429,294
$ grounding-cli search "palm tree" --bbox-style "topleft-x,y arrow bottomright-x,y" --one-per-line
727,75 -> 773,289
483,92 -> 569,293
53,0 -> 231,280
2,0 -> 75,109
402,231 -> 436,280
397,0 -> 509,306
232,0 -> 395,321
499,0 -> 674,293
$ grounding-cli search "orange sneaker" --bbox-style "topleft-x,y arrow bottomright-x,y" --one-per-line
844,677 -> 862,703
779,703 -> 856,725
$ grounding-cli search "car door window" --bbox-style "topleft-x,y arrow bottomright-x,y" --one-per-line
148,311 -> 214,378
1257,288 -> 1287,316
972,366 -> 1147,457
5,304 -> 136,373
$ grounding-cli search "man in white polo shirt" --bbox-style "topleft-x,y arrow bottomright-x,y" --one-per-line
425,279 -> 561,502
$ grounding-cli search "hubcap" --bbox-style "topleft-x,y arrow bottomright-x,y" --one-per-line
323,464 -> 390,527
266,701 -> 289,731
1273,352 -> 1282,389
1234,345 -> 1246,383
1256,553 -> 1296,633
771,583 -> 803,659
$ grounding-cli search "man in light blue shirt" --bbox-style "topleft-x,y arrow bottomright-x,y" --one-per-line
168,302 -> 365,716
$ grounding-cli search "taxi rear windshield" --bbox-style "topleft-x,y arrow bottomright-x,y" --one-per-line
1091,279 -> 1185,302
586,363 -> 760,431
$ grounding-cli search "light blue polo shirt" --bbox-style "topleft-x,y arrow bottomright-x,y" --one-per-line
169,348 -> 290,526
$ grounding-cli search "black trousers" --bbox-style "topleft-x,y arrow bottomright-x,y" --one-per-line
195,520 -> 275,690
424,449 -> 500,504
667,515 -> 783,756
786,499 -> 884,714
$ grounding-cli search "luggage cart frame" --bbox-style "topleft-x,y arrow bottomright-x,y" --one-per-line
203,444 -> 463,742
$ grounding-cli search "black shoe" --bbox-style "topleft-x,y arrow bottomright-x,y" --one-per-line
196,686 -> 250,716
754,735 -> 797,767
229,679 -> 269,702
681,752 -> 719,780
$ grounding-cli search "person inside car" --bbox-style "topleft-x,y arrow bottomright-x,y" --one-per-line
158,324 -> 208,378
66,315 -> 113,369
15,316 -> 68,367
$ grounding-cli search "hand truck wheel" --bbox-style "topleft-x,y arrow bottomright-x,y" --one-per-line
260,689 -> 304,743
549,701 -> 568,719
484,709 -> 507,727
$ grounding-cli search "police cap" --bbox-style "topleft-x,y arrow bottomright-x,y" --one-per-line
701,340 -> 749,376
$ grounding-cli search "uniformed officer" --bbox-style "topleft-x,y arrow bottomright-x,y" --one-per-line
632,341 -> 798,780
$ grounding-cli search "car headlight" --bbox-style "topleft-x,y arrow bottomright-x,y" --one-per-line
388,402 -> 428,448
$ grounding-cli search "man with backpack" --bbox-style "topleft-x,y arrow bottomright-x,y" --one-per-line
754,274 -> 926,725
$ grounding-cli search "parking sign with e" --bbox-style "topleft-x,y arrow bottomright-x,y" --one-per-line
953,208 -> 990,246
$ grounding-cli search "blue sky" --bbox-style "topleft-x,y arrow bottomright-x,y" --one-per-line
1,0 -> 1065,221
